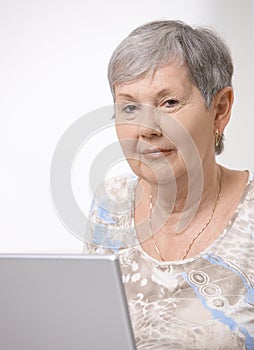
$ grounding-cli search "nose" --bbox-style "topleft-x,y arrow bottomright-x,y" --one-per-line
139,124 -> 162,138
138,106 -> 162,138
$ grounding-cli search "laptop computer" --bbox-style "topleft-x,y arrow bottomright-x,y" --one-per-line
0,254 -> 136,350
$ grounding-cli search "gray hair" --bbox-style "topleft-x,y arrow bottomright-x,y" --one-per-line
108,20 -> 234,154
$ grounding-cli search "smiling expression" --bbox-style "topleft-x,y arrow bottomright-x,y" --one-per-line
114,63 -> 217,184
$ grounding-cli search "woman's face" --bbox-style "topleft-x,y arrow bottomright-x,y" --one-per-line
114,63 -> 217,185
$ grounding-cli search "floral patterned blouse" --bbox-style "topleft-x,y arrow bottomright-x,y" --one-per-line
83,172 -> 254,350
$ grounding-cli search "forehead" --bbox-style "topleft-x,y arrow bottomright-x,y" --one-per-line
114,63 -> 193,101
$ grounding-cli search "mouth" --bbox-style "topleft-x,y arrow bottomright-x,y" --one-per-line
141,147 -> 176,159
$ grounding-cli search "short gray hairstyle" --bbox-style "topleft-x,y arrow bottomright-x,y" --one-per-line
108,20 -> 234,154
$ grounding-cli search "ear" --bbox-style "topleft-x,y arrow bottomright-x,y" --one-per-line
212,87 -> 234,134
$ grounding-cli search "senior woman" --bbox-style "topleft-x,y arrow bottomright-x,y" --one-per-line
84,20 -> 254,349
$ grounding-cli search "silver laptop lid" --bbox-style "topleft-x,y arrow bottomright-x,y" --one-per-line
0,254 -> 136,350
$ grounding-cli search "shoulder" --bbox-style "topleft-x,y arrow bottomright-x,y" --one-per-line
244,170 -> 254,201
85,174 -> 138,251
234,170 -> 254,234
91,174 -> 138,214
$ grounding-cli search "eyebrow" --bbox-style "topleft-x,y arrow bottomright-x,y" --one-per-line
115,93 -> 137,101
155,88 -> 175,100
115,88 -> 176,102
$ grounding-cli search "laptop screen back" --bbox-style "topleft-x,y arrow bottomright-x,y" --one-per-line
0,254 -> 136,350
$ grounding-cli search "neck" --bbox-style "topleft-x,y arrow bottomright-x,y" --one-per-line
141,161 -> 221,234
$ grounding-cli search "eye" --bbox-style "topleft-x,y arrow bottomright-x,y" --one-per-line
115,102 -> 141,121
163,99 -> 179,108
122,104 -> 139,114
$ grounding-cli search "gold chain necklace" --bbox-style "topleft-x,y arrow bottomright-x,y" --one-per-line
149,171 -> 222,261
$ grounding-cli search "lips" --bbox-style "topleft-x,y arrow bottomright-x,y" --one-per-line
141,147 -> 175,159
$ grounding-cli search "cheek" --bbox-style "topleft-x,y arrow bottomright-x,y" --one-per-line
115,123 -> 138,158
115,123 -> 137,140
183,116 -> 214,154
161,111 -> 213,152
115,123 -> 153,178
159,114 -> 209,171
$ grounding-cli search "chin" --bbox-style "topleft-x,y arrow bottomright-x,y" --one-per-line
127,156 -> 189,185
132,165 -> 179,186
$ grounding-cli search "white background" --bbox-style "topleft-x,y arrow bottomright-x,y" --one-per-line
0,0 -> 253,253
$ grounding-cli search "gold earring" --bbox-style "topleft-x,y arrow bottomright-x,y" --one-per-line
215,129 -> 221,147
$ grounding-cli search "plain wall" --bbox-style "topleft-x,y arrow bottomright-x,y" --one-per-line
0,0 -> 253,252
